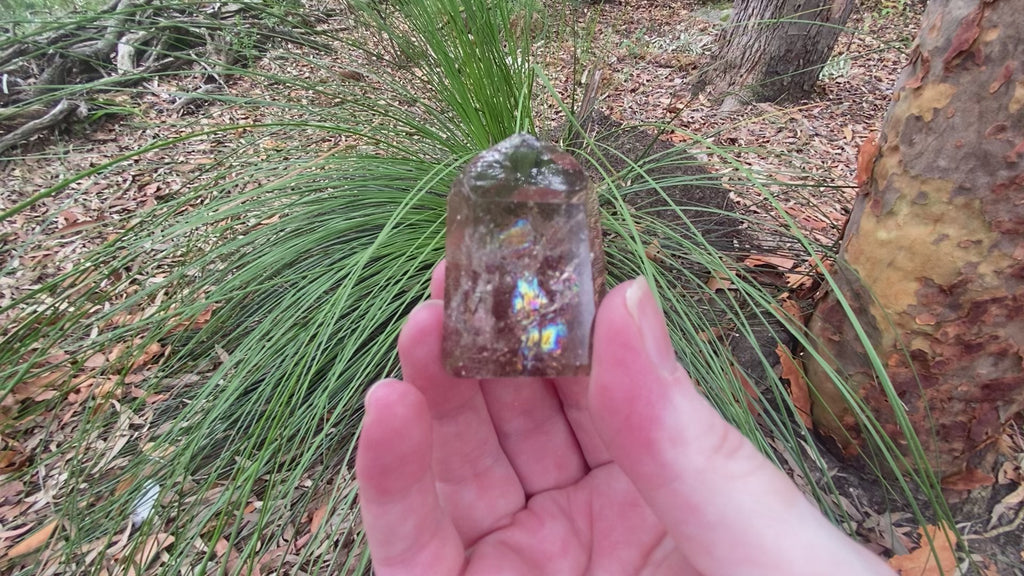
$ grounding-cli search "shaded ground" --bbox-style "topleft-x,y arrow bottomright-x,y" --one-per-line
2,0 -> 1022,574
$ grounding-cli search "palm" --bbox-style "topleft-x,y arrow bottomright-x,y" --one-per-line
358,295 -> 692,574
465,463 -> 687,574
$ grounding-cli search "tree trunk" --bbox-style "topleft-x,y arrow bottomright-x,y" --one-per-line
696,0 -> 854,107
807,0 -> 1024,480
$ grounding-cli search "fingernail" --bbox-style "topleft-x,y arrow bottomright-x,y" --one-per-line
625,277 -> 679,375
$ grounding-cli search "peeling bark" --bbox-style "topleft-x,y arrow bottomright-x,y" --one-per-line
808,0 -> 1024,478
694,0 -> 854,107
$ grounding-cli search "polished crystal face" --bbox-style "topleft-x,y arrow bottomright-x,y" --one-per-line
443,134 -> 601,378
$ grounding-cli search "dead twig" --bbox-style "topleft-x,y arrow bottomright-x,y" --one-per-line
964,503 -> 1024,539
0,99 -> 85,155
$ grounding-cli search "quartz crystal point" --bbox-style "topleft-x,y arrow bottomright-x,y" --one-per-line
443,133 -> 604,378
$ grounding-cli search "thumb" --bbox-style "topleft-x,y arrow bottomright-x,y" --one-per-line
588,278 -> 892,576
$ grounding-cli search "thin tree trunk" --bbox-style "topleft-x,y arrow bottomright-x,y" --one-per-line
807,0 -> 1024,480
696,0 -> 854,107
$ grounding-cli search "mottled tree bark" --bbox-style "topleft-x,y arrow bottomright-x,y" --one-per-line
696,0 -> 854,107
807,0 -> 1024,479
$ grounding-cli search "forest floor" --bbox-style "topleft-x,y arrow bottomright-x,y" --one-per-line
2,0 -> 1023,574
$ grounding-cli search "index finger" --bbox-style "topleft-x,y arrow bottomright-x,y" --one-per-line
430,259 -> 446,300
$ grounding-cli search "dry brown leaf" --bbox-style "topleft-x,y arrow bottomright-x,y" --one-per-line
743,254 -> 796,270
644,239 -> 663,263
309,503 -> 328,536
776,344 -> 812,427
6,518 -> 58,558
0,448 -> 28,474
0,479 -> 25,500
131,342 -> 164,372
988,484 -> 1024,529
7,369 -> 70,404
84,352 -> 107,368
338,69 -> 366,82
730,366 -> 760,417
785,271 -> 815,291
778,294 -> 804,324
126,533 -> 174,576
706,270 -> 732,291
169,304 -> 216,333
0,523 -> 35,541
888,524 -> 958,576
979,557 -> 1002,576
696,326 -> 729,342
941,468 -> 996,491
214,537 -> 247,576
996,459 -> 1022,484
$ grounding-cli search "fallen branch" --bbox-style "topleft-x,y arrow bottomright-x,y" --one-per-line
0,0 -> 305,153
0,99 -> 85,155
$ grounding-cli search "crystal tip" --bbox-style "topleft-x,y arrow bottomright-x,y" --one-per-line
461,133 -> 585,197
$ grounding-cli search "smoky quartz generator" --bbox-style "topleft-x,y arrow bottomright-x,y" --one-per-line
443,133 -> 604,378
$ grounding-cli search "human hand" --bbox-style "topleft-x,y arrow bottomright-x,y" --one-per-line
356,262 -> 895,575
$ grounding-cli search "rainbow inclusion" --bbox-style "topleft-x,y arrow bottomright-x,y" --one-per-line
512,274 -> 569,366
512,275 -> 548,314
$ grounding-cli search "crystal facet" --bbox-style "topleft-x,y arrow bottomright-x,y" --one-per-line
443,134 -> 603,378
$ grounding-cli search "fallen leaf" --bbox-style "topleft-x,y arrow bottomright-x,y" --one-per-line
979,557 -> 1001,576
697,326 -> 729,342
864,511 -> 915,554
127,533 -> 174,576
776,344 -> 812,427
0,523 -> 35,540
214,537 -> 245,575
743,254 -> 796,270
170,304 -> 216,332
84,352 -> 107,368
941,468 -> 996,491
6,519 -> 58,558
0,449 -> 29,474
338,69 -> 365,82
785,271 -> 815,290
131,342 -> 164,372
778,294 -> 805,324
309,503 -> 328,536
730,365 -> 760,417
644,239 -> 663,263
7,369 -> 70,404
988,484 -> 1024,529
888,524 -> 958,576
996,459 -> 1021,484
706,270 -> 732,291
